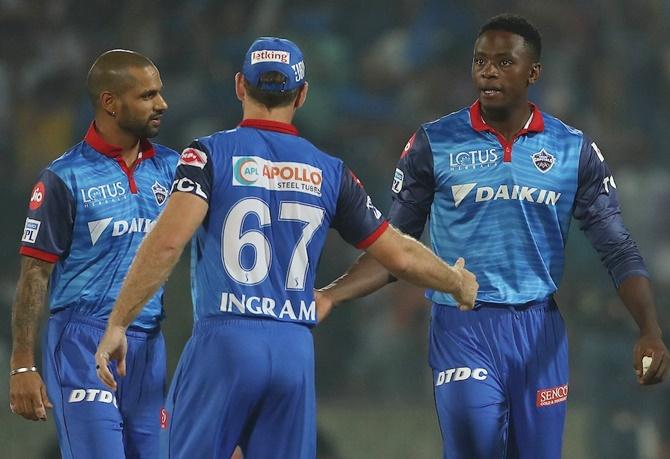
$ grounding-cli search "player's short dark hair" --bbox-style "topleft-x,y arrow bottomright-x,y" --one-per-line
243,71 -> 301,109
86,49 -> 156,108
479,14 -> 542,61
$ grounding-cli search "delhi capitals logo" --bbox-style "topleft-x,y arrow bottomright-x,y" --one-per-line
151,181 -> 168,206
531,149 -> 555,173
234,157 -> 260,185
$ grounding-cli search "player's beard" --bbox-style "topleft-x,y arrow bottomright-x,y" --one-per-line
118,113 -> 161,139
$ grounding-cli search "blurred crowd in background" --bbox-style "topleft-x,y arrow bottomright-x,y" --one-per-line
1,0 -> 669,458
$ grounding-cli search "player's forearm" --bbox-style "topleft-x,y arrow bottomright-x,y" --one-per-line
108,232 -> 184,329
319,252 -> 394,305
11,257 -> 53,367
366,226 -> 461,294
390,237 -> 461,294
617,275 -> 663,337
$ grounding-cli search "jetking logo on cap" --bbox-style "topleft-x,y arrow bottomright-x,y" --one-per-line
251,50 -> 290,64
232,156 -> 323,197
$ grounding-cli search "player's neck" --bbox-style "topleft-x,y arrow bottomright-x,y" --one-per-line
94,117 -> 141,167
242,104 -> 295,125
480,101 -> 532,142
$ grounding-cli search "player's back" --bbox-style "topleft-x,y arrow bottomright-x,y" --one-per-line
179,120 -> 346,326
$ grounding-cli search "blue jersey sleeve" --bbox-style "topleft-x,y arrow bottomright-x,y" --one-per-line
573,139 -> 649,287
171,141 -> 213,203
387,128 -> 435,239
19,169 -> 75,263
331,165 -> 388,249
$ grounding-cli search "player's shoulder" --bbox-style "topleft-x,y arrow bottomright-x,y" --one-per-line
44,140 -> 89,176
422,106 -> 471,133
151,142 -> 179,157
539,111 -> 585,142
190,128 -> 239,153
150,142 -> 180,165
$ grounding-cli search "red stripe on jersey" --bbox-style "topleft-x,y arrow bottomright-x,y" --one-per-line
84,121 -> 154,194
239,119 -> 299,136
355,220 -> 390,250
20,247 -> 59,263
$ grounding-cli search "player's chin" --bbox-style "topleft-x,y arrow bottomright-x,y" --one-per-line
478,96 -> 507,111
142,125 -> 161,139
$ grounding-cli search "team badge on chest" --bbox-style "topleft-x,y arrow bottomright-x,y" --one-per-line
531,149 -> 556,173
152,181 -> 168,205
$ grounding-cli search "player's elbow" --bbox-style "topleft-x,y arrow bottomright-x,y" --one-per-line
382,249 -> 414,281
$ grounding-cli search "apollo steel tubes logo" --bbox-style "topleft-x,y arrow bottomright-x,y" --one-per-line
233,157 -> 260,185
232,156 -> 323,197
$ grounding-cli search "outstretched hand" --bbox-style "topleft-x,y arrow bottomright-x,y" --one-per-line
633,334 -> 669,385
95,326 -> 128,390
452,257 -> 478,311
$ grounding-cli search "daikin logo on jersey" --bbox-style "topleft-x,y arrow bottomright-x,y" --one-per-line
220,292 -> 316,322
87,217 -> 156,245
451,183 -> 561,207
232,156 -> 323,197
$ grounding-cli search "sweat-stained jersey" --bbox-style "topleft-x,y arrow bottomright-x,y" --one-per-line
389,101 -> 648,307
171,119 -> 388,326
19,123 -> 179,329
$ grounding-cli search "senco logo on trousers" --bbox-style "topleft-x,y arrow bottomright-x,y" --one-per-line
88,217 -> 156,245
232,156 -> 323,197
81,181 -> 127,207
435,367 -> 488,386
536,384 -> 568,407
68,389 -> 118,407
451,183 -> 561,208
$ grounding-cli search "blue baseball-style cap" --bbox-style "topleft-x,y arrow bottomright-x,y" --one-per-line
242,37 -> 306,92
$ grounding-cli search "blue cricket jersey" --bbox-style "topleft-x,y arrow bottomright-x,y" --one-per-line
19,122 -> 179,329
390,101 -> 648,307
171,119 -> 388,326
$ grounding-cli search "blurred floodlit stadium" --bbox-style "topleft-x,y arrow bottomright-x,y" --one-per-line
1,1 -> 669,458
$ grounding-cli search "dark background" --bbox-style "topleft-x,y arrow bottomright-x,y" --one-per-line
1,1 -> 669,457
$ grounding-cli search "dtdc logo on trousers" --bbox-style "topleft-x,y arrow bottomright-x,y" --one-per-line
435,367 -> 488,386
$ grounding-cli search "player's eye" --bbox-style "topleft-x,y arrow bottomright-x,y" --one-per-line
500,59 -> 513,67
473,57 -> 485,66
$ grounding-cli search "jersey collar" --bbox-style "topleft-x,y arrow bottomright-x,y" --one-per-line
239,119 -> 299,136
84,121 -> 156,160
468,100 -> 544,135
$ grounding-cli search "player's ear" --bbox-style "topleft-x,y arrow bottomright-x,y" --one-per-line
528,63 -> 541,86
294,82 -> 308,109
100,91 -> 118,118
234,72 -> 246,102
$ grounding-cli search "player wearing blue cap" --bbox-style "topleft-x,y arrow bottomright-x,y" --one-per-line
315,14 -> 669,459
94,36 -> 478,459
10,50 -> 178,458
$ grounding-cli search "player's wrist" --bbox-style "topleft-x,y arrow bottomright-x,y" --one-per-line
447,265 -> 464,295
315,288 -> 339,307
10,366 -> 38,376
10,351 -> 36,369
106,321 -> 129,334
639,324 -> 663,339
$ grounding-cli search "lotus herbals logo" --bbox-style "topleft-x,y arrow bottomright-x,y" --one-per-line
234,157 -> 260,185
